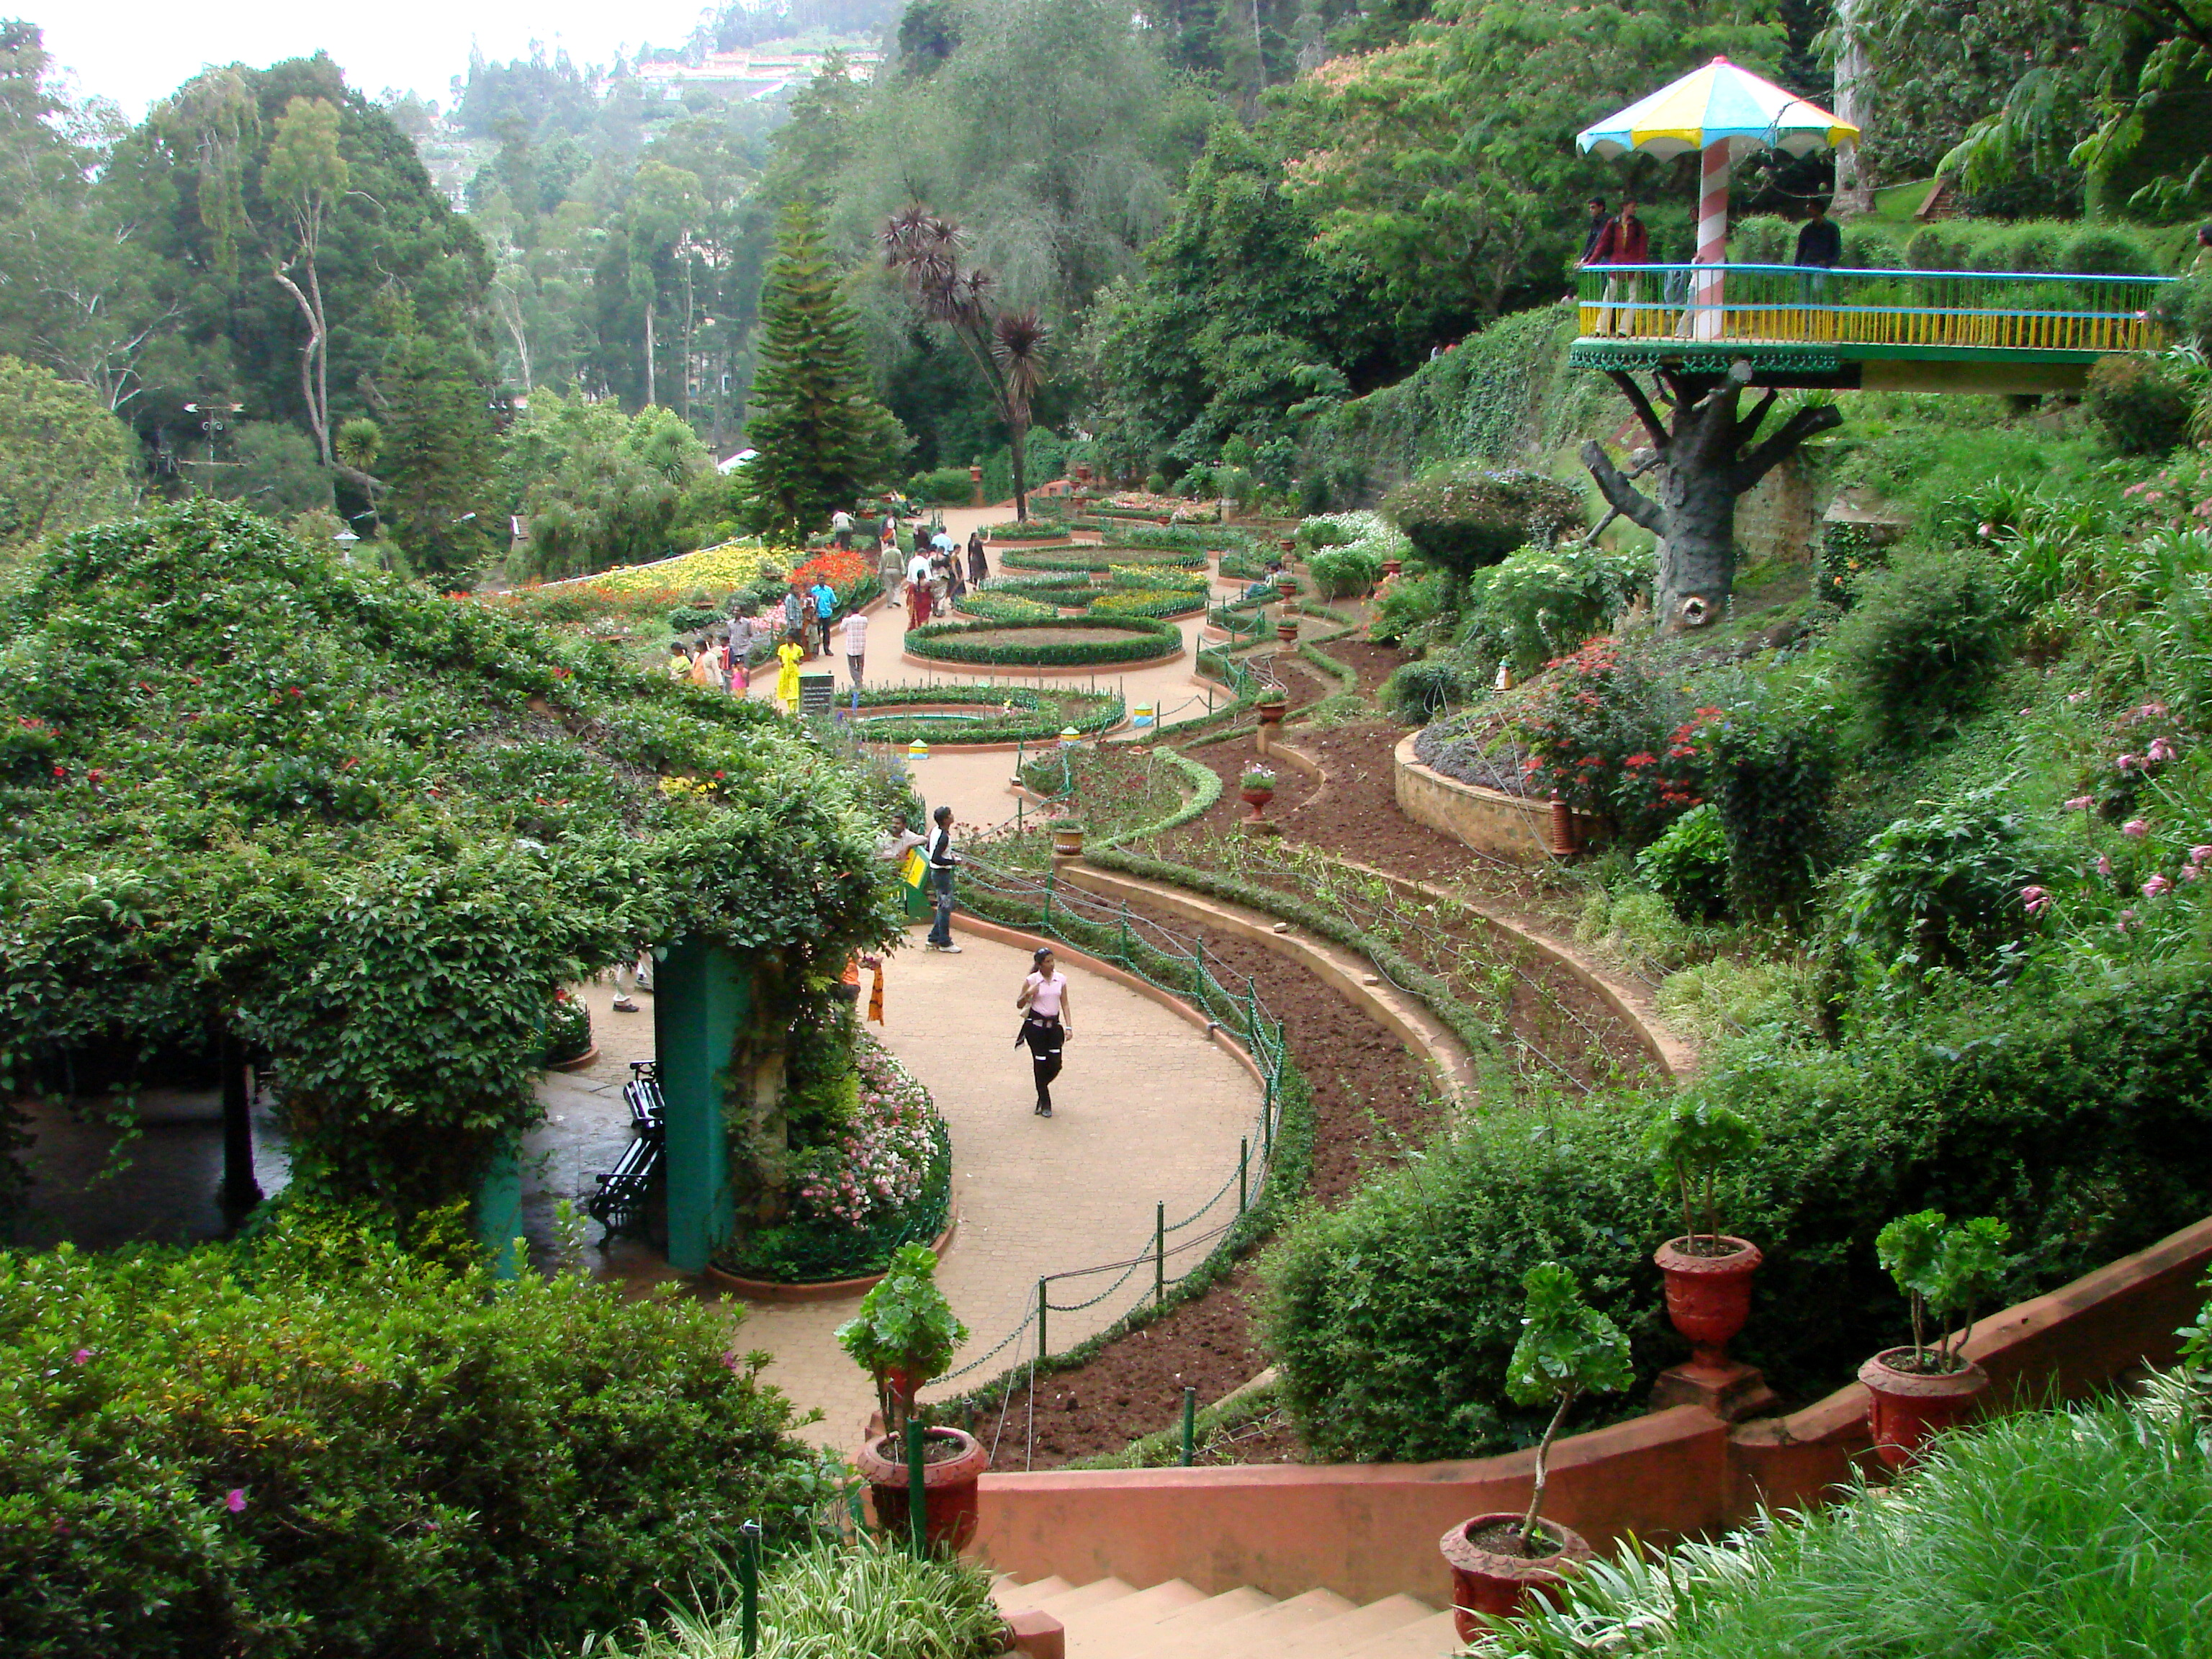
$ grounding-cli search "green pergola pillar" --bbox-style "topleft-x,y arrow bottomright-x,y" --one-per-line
653,938 -> 749,1274
475,1139 -> 523,1280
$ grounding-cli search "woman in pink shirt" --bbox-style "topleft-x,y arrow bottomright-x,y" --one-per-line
1015,946 -> 1074,1117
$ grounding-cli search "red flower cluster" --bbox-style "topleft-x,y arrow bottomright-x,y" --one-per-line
789,549 -> 871,592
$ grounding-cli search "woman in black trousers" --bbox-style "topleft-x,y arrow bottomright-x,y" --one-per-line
1015,946 -> 1074,1116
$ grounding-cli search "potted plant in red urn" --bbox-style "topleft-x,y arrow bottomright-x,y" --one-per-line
837,1244 -> 987,1551
1644,1102 -> 1776,1418
1861,1210 -> 2011,1468
1441,1262 -> 1632,1638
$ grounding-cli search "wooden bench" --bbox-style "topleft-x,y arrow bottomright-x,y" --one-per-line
583,1061 -> 666,1244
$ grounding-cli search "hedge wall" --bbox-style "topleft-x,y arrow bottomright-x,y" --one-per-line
903,615 -> 1183,667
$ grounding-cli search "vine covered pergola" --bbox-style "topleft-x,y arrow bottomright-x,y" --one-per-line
0,503 -> 904,1241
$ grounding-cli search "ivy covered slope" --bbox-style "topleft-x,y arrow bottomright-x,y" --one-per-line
0,503 -> 902,1214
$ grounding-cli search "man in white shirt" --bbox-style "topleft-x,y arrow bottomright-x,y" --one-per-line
842,607 -> 868,706
831,508 -> 854,549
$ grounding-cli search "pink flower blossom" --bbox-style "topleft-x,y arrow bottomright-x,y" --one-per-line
2144,875 -> 2172,899
71,1348 -> 91,1364
2123,819 -> 2150,838
2115,754 -> 2141,773
2149,737 -> 2177,763
2067,691 -> 2088,705
2120,909 -> 2139,930
2020,885 -> 2053,915
2193,846 -> 2212,866
2182,864 -> 2202,882
2064,796 -> 2094,811
225,1490 -> 247,1514
2098,853 -> 2115,876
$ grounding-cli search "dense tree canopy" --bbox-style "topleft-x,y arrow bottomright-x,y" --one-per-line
0,356 -> 137,551
0,503 -> 902,1218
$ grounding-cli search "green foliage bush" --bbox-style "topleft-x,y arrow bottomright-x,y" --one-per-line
903,615 -> 1182,667
908,466 -> 976,505
984,521 -> 1069,541
1367,567 -> 1452,647
1262,958 -> 2212,1462
2085,353 -> 2195,456
1636,804 -> 1731,922
1707,703 -> 1838,918
1834,788 -> 2046,979
667,603 -> 726,634
1306,544 -> 1382,598
1,1202 -> 833,1657
1380,469 -> 1585,579
1831,548 -> 2017,749
848,685 -> 1123,747
2060,225 -> 2156,276
1459,542 -> 1650,676
1382,658 -> 1475,723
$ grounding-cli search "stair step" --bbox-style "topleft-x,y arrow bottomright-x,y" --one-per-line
1131,1585 -> 1278,1649
1063,1580 -> 1209,1655
1270,1594 -> 1438,1659
1032,1577 -> 1139,1620
991,1575 -> 1073,1614
1339,1609 -> 1465,1659
1182,1588 -> 1363,1659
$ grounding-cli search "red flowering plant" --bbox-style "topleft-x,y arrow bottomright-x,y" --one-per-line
788,548 -> 876,611
1514,639 -> 1714,844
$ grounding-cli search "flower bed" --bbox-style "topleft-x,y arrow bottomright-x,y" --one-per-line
1105,563 -> 1208,593
954,590 -> 1061,622
1089,588 -> 1208,620
714,1038 -> 953,1284
1001,545 -> 1207,575
544,539 -> 776,595
850,684 -> 1124,745
982,521 -> 1071,541
904,615 -> 1183,668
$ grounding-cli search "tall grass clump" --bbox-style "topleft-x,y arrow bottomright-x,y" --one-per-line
1483,1386 -> 2212,1658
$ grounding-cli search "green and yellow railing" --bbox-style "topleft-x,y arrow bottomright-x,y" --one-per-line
1574,263 -> 2175,359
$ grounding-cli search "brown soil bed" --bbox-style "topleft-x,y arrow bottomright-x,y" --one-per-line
963,894 -> 1442,1470
1313,637 -> 1406,698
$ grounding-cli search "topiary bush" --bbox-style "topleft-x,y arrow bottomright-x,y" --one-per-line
908,467 -> 975,506
1380,469 -> 1585,580
1831,548 -> 2017,750
2,1201 -> 837,1657
1306,545 -> 1382,598
1367,567 -> 1452,648
1382,658 -> 1475,724
1262,958 -> 2212,1462
2061,225 -> 2155,276
2085,353 -> 2195,457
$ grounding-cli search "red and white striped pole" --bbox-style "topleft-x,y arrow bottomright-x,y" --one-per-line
1694,138 -> 1730,341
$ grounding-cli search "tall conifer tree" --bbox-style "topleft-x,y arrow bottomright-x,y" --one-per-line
738,204 -> 900,546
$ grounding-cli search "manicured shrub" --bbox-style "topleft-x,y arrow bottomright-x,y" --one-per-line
903,615 -> 1182,667
848,685 -> 1123,747
667,603 -> 725,634
1840,225 -> 1903,269
2060,225 -> 2154,276
1636,803 -> 1731,922
1367,567 -> 1452,647
1262,958 -> 2212,1462
1,1202 -> 835,1658
1380,469 -> 1584,579
1306,544 -> 1382,598
1382,658 -> 1474,723
907,466 -> 976,506
1458,541 -> 1649,676
2085,352 -> 2195,456
1835,787 -> 2048,977
982,521 -> 1069,541
1831,548 -> 2016,749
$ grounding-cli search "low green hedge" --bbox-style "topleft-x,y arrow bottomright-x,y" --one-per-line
953,590 -> 1059,622
1090,589 -> 1207,621
904,615 -> 1183,667
1105,562 -> 1208,593
849,684 -> 1124,745
999,547 -> 1116,574
983,521 -> 1071,541
6,1201 -> 832,1656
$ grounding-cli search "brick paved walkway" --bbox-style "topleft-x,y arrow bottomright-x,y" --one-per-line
527,921 -> 1260,1449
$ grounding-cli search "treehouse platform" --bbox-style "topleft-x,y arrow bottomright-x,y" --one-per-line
1570,264 -> 2176,394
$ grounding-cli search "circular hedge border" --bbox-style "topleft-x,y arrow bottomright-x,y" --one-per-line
1001,546 -> 1208,575
849,683 -> 1125,745
904,614 -> 1184,668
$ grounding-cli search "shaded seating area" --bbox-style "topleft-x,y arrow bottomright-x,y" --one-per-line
582,1061 -> 667,1245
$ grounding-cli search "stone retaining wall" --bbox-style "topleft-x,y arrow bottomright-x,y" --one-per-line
1393,733 -> 1555,863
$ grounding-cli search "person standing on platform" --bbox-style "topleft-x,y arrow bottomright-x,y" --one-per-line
1586,198 -> 1648,337
1015,946 -> 1074,1117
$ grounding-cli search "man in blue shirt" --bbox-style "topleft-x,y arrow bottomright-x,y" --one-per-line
809,575 -> 836,655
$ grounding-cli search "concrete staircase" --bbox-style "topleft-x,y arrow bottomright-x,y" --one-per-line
992,1574 -> 1460,1659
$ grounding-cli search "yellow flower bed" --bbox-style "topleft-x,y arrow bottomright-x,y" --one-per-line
570,541 -> 776,595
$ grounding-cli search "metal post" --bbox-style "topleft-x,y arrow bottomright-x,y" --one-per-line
1043,866 -> 1054,930
905,1417 -> 927,1557
1263,1078 -> 1274,1155
1238,1138 -> 1249,1213
739,1519 -> 763,1656
1118,902 -> 1132,966
1037,1277 -> 1049,1362
1154,1200 -> 1165,1305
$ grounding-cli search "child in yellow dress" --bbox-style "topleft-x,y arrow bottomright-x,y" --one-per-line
774,632 -> 805,714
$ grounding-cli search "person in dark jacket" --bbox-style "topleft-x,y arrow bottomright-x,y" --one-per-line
1586,199 -> 1649,336
923,805 -> 961,952
1580,197 -> 1609,263
1794,200 -> 1843,268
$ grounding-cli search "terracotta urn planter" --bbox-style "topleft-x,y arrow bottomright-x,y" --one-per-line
1276,619 -> 1298,643
1440,1514 -> 1593,1639
1858,1349 -> 1990,1469
1547,799 -> 1578,858
1653,1236 -> 1763,1369
1254,697 -> 1287,730
1239,786 -> 1274,822
1382,558 -> 1403,577
1051,822 -> 1085,859
857,1425 -> 990,1552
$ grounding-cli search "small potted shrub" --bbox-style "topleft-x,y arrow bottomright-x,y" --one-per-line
1240,765 -> 1277,822
1254,688 -> 1289,729
1441,1262 -> 1632,1636
541,986 -> 594,1069
1276,613 -> 1298,643
1859,1210 -> 2012,1467
1645,1102 -> 1765,1370
1051,817 -> 1086,859
837,1244 -> 987,1550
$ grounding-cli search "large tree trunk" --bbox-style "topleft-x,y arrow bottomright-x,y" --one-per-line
1582,366 -> 1843,632
1010,417 -> 1030,522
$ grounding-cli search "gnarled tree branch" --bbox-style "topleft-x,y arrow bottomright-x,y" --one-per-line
1732,403 -> 1845,493
1604,369 -> 1671,452
1580,440 -> 1666,536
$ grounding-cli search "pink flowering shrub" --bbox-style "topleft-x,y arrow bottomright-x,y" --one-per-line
788,1035 -> 945,1230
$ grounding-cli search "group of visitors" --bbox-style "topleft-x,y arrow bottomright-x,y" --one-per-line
1578,193 -> 1843,338
881,521 -> 990,629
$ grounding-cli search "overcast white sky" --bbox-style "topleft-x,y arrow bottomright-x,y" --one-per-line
35,1 -> 714,115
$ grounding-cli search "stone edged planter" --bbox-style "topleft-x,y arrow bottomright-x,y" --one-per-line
544,1043 -> 600,1073
1051,823 -> 1087,859
858,1425 -> 990,1552
706,1209 -> 958,1303
1275,621 -> 1298,643
1440,1513 -> 1593,1639
1858,1348 -> 1990,1469
1654,1236 -> 1763,1368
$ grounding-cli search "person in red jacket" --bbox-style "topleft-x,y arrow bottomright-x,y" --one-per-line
1585,199 -> 1650,337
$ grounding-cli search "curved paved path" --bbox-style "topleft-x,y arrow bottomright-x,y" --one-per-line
528,922 -> 1260,1449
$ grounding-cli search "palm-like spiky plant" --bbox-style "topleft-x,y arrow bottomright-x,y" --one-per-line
884,204 -> 1052,519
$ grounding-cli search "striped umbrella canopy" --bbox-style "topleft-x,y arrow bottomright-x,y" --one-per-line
1575,57 -> 1858,163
